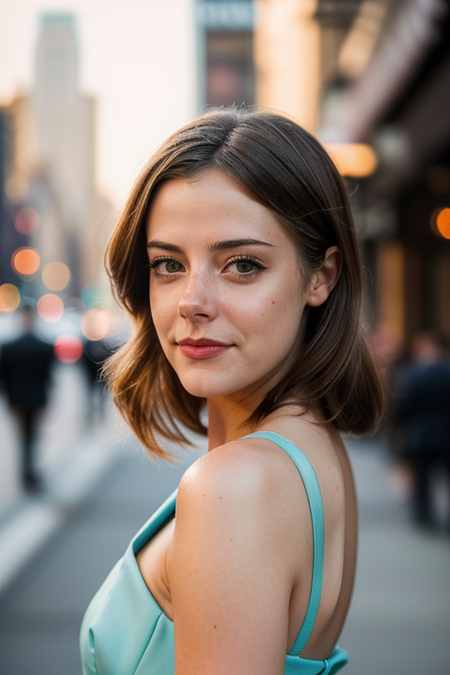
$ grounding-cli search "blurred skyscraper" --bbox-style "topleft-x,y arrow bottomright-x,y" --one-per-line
0,13 -> 111,298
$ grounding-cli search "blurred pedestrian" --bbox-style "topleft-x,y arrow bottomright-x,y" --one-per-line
394,332 -> 450,529
0,303 -> 55,491
369,324 -> 405,449
80,338 -> 114,423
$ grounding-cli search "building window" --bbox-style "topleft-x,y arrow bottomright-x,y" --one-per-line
206,31 -> 254,107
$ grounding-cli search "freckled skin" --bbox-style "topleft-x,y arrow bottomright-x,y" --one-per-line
146,169 -> 310,407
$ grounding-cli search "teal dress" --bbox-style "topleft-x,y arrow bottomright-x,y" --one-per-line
80,432 -> 349,675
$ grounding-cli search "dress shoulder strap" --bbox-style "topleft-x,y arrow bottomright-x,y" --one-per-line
244,431 -> 324,656
132,489 -> 177,554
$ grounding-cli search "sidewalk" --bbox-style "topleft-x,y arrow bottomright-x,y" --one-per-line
341,438 -> 450,674
0,359 -> 125,593
0,361 -> 97,515
0,419 -> 122,592
0,368 -> 207,594
0,430 -> 448,675
0,416 -> 206,675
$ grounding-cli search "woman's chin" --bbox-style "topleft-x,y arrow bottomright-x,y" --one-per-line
178,375 -> 234,400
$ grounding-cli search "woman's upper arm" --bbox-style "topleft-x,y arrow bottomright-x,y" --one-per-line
168,448 -> 293,675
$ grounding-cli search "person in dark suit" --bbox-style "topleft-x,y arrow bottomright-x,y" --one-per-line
395,332 -> 450,529
0,304 -> 55,491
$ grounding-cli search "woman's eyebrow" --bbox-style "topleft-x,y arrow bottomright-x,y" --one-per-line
146,238 -> 275,252
147,241 -> 181,252
210,239 -> 275,251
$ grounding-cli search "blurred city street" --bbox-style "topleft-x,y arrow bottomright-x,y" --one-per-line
0,367 -> 207,674
340,439 -> 450,674
1,2 -> 450,674
0,370 -> 448,675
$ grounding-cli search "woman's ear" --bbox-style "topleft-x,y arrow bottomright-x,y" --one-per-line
306,246 -> 342,307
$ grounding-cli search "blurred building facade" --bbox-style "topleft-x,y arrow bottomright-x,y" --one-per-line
255,0 -> 323,132
0,112 -> 16,286
0,13 -> 111,301
239,0 -> 450,349
316,0 -> 450,346
196,0 -> 256,108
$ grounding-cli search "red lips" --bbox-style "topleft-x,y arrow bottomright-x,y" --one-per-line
177,338 -> 231,359
178,338 -> 229,347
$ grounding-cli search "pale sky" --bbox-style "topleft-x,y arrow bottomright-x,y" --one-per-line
0,0 -> 198,206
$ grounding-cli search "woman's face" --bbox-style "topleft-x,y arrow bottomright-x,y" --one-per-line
146,168 -> 311,404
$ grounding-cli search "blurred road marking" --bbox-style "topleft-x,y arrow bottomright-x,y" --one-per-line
0,427 -> 119,594
0,502 -> 63,591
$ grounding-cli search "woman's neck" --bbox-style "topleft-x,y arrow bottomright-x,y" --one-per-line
206,397 -> 256,451
206,395 -> 317,452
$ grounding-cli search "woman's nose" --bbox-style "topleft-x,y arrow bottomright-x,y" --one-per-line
177,273 -> 216,322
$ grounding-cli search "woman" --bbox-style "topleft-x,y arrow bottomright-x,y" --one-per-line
80,108 -> 383,675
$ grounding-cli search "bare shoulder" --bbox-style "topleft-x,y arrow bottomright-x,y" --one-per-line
177,436 -> 304,522
168,437 -> 307,674
180,436 -> 281,490
174,434 -> 315,565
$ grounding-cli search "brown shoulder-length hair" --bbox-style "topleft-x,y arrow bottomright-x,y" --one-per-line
105,107 -> 384,459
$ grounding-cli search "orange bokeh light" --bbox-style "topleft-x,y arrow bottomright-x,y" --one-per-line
436,208 -> 450,239
324,142 -> 378,177
54,334 -> 84,364
0,284 -> 21,312
12,247 -> 40,275
14,207 -> 40,235
37,294 -> 64,323
80,309 -> 112,341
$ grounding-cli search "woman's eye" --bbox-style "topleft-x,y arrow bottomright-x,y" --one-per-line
163,260 -> 183,274
149,258 -> 184,276
234,260 -> 254,274
226,256 -> 266,277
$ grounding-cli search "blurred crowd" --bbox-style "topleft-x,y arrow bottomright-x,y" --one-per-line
371,326 -> 450,533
